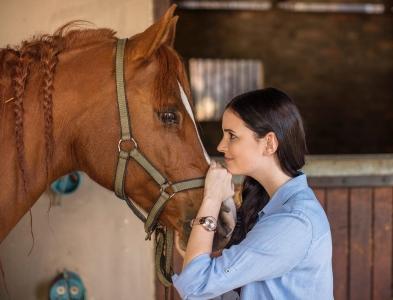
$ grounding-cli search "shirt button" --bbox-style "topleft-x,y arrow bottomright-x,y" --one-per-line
225,268 -> 230,273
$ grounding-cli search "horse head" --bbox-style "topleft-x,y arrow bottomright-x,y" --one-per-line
0,5 -> 236,251
61,5 -> 236,250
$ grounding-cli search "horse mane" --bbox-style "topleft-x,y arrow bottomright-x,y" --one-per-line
0,22 -> 116,190
0,21 -> 192,193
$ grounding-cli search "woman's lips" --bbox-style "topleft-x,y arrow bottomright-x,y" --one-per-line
224,157 -> 233,161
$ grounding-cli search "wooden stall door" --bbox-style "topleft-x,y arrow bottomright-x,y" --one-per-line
315,187 -> 393,300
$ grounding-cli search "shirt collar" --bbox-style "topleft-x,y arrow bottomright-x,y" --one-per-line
258,172 -> 308,218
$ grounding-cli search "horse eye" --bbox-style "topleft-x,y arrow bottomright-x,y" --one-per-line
160,112 -> 178,125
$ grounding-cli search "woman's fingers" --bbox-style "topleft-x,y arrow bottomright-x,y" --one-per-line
205,159 -> 234,200
210,160 -> 226,171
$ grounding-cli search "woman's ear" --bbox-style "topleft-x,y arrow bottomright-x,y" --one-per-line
262,132 -> 279,155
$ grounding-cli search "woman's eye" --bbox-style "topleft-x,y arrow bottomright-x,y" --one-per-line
160,112 -> 178,125
229,133 -> 237,140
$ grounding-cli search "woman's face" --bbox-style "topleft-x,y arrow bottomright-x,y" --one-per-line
217,109 -> 265,175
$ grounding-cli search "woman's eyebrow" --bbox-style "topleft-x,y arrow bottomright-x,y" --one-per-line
223,128 -> 236,133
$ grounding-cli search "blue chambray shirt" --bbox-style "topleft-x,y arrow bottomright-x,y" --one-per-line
172,173 -> 334,300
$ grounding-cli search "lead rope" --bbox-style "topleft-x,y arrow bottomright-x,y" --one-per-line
155,227 -> 174,286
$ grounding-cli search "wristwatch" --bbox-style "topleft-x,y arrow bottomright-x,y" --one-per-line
190,216 -> 217,232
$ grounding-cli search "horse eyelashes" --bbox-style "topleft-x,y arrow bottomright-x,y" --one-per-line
160,111 -> 179,125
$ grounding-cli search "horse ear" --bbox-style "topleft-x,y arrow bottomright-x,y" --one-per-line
165,16 -> 178,48
131,4 -> 178,60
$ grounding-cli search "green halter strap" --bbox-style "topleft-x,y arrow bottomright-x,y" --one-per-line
113,38 -> 205,289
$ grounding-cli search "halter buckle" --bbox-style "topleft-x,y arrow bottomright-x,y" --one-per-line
118,137 -> 138,153
160,181 -> 176,199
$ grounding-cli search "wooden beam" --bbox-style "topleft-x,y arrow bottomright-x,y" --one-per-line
308,175 -> 393,187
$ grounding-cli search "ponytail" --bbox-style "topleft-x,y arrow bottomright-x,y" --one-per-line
227,176 -> 269,247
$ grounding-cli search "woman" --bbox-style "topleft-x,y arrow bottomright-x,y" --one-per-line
172,88 -> 333,299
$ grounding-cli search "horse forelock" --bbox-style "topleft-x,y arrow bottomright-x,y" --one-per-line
0,22 -> 117,191
153,45 -> 193,110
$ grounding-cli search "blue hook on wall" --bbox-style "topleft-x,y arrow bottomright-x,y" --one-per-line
49,270 -> 86,300
51,172 -> 81,195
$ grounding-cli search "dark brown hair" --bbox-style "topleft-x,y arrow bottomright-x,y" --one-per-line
225,87 -> 308,247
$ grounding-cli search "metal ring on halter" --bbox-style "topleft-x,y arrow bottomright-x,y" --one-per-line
160,181 -> 176,199
118,137 -> 138,153
160,181 -> 171,193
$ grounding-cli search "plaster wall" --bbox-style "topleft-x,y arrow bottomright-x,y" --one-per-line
0,1 -> 155,299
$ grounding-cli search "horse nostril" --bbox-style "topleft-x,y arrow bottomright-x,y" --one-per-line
221,222 -> 234,238
221,204 -> 231,213
217,217 -> 233,237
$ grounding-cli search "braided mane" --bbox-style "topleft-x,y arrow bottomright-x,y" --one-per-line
0,22 -> 116,190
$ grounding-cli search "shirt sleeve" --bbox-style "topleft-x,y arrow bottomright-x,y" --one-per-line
172,210 -> 312,300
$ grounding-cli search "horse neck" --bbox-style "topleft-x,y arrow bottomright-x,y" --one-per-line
52,42 -> 120,188
0,40 -> 155,242
0,48 -> 92,242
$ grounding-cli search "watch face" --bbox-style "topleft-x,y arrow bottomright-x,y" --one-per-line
190,216 -> 217,231
203,216 -> 217,231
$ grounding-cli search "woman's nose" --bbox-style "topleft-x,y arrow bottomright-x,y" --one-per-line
217,137 -> 226,153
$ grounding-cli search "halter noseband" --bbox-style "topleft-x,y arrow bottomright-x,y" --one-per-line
113,38 -> 205,287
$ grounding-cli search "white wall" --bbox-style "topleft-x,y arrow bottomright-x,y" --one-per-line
0,1 -> 155,299
0,0 -> 153,46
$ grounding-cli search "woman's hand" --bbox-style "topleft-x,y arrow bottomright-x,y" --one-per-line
203,160 -> 234,204
182,160 -> 233,268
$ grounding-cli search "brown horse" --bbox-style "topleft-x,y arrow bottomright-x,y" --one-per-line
0,5 -> 236,252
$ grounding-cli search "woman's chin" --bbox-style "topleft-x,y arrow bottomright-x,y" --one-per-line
225,164 -> 237,175
225,160 -> 243,175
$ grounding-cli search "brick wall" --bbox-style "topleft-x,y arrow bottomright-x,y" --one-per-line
175,9 -> 393,155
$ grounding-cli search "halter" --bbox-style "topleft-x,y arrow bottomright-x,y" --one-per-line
113,38 -> 205,288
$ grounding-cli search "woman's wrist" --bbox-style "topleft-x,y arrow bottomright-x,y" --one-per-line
183,196 -> 220,269
197,196 -> 221,218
